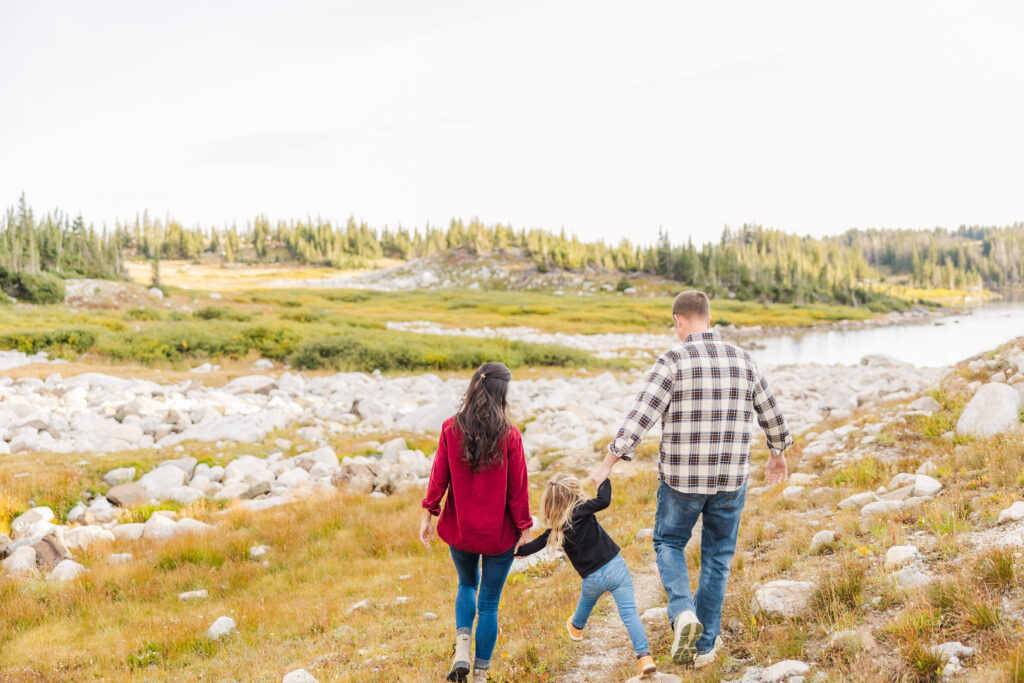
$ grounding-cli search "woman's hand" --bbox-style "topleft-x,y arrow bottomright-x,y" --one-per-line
514,528 -> 532,555
419,509 -> 435,549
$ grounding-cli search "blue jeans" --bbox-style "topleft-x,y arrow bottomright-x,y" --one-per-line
654,480 -> 746,654
571,553 -> 650,657
449,546 -> 515,670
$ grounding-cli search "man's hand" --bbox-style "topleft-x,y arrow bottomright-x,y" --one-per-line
591,451 -> 621,486
514,528 -> 533,555
765,452 -> 788,486
419,509 -> 435,549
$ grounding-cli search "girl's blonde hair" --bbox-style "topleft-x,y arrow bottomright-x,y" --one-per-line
540,473 -> 587,550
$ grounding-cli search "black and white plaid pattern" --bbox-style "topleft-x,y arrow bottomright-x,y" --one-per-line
608,331 -> 792,494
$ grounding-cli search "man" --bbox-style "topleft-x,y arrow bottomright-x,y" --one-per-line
591,290 -> 792,668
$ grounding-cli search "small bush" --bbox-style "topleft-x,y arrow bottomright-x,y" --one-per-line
0,269 -> 66,303
281,308 -> 327,323
0,328 -> 96,355
126,307 -> 164,321
193,306 -> 252,322
976,548 -> 1016,589
156,546 -> 225,570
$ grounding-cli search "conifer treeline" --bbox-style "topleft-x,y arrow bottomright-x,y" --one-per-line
3,195 -> 1022,303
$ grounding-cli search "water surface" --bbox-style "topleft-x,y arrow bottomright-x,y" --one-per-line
750,297 -> 1024,367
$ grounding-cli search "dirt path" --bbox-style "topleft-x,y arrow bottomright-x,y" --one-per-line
557,557 -> 667,683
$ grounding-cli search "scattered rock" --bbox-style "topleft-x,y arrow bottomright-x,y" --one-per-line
138,466 -> 187,499
31,531 -> 71,571
751,581 -> 817,618
762,660 -> 811,682
2,546 -> 38,577
207,616 -> 237,640
63,526 -> 115,551
884,545 -> 919,570
890,567 -> 933,588
908,396 -> 942,413
179,589 -> 209,601
782,486 -> 805,500
106,482 -> 149,507
423,612 -> 438,620
249,545 -> 270,559
998,502 -> 1024,524
861,500 -> 905,517
641,606 -> 667,622
50,559 -> 86,581
635,528 -> 654,540
10,507 -> 55,540
624,673 -> 682,683
282,670 -> 318,683
103,467 -> 136,486
837,492 -> 875,510
348,598 -> 373,613
107,553 -> 133,564
809,530 -> 836,553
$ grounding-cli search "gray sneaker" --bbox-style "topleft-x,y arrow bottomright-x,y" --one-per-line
693,635 -> 723,669
670,610 -> 703,665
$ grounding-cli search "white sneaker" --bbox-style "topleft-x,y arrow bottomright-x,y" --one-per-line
670,610 -> 703,665
693,635 -> 723,669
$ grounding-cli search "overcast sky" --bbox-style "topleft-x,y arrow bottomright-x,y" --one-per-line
2,0 -> 1022,245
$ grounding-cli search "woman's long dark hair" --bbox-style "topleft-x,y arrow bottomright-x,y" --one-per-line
455,362 -> 512,473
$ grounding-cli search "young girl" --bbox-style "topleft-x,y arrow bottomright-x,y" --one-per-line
515,473 -> 657,679
420,362 -> 533,683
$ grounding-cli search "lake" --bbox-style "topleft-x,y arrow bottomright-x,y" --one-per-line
751,297 -> 1024,368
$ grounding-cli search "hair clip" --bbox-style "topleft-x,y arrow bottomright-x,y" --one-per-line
479,373 -> 487,379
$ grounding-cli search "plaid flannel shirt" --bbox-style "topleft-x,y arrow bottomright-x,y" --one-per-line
608,331 -> 792,495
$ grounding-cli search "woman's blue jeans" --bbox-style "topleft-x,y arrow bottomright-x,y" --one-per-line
571,553 -> 650,657
449,545 -> 515,670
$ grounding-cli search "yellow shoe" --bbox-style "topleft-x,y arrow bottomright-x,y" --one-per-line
566,617 -> 585,641
637,654 -> 657,678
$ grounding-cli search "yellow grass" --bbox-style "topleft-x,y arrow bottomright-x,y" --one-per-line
125,259 -> 403,291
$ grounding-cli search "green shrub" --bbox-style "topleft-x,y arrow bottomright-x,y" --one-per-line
193,306 -> 252,322
126,307 -> 164,321
0,269 -> 66,303
0,328 -> 96,355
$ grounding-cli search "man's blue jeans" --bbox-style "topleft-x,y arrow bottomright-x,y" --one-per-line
654,480 -> 746,654
571,553 -> 650,657
449,546 -> 515,670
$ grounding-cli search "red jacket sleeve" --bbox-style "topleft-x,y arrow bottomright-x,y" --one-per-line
422,424 -> 451,516
505,427 -> 533,531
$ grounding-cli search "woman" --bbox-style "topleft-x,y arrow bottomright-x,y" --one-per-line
420,361 -> 533,683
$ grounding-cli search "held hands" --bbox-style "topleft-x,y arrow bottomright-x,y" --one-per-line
513,528 -> 532,557
764,452 -> 788,486
418,509 -> 435,549
590,464 -> 612,487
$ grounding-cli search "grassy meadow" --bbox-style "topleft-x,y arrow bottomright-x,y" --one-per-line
0,283 -> 891,374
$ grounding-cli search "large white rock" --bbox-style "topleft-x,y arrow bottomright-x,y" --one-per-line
207,616 -> 236,640
103,467 -> 136,486
809,529 -> 836,553
751,581 -> 817,618
178,589 -> 209,601
956,382 -> 1022,437
111,523 -> 145,541
63,526 -> 115,551
762,660 -> 811,682
998,502 -> 1024,524
142,514 -> 180,540
838,492 -> 875,510
282,670 -> 319,683
10,507 -> 55,539
913,475 -> 943,497
278,468 -> 310,488
2,546 -> 38,577
138,466 -> 187,498
908,396 -> 942,413
164,486 -> 205,505
890,567 -> 933,588
50,559 -> 86,581
175,518 -> 214,535
861,500 -> 905,517
884,545 -> 919,570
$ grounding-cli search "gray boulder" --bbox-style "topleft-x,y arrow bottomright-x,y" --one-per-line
103,467 -> 136,486
31,531 -> 71,571
138,466 -> 187,498
751,580 -> 817,618
106,482 -> 149,507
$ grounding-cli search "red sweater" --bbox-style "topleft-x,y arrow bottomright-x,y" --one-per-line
422,418 -> 533,556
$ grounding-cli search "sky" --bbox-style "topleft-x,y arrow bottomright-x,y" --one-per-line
2,0 -> 1023,246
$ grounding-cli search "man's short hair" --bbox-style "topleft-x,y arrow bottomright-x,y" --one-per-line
672,290 -> 710,320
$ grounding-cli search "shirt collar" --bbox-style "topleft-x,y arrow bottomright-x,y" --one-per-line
684,330 -> 720,343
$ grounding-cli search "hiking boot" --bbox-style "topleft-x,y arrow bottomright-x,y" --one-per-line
670,610 -> 703,665
471,669 -> 487,683
446,633 -> 471,682
566,617 -> 584,641
693,635 -> 723,669
636,654 -> 657,678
